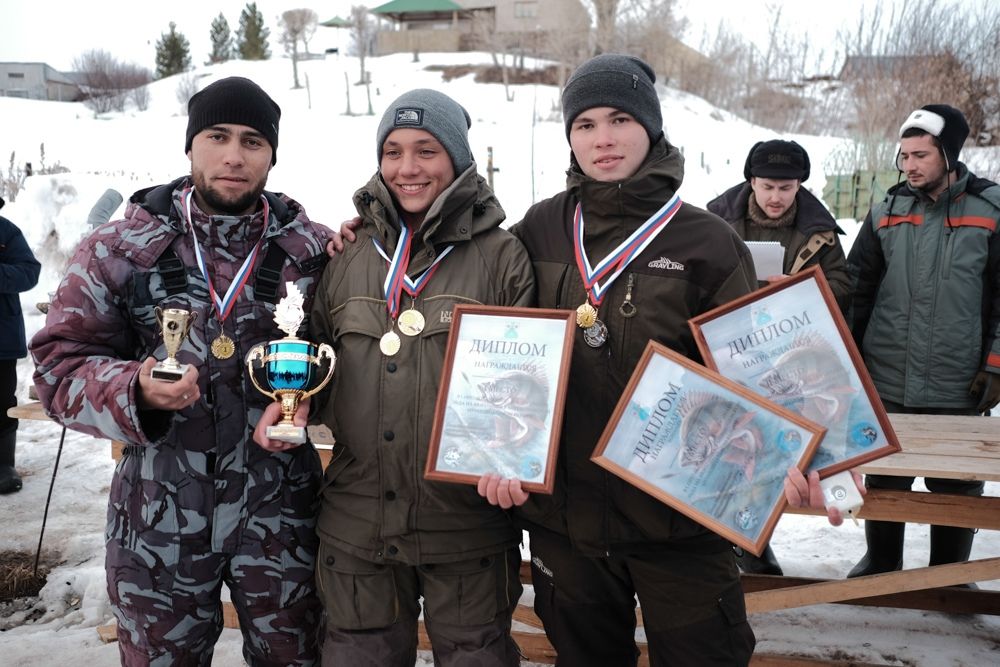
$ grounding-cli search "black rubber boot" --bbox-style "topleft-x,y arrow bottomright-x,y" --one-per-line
929,525 -> 975,566
930,525 -> 978,588
847,520 -> 904,577
0,428 -> 22,494
736,544 -> 783,575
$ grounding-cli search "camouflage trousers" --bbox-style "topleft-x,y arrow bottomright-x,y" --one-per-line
317,543 -> 523,667
106,455 -> 322,667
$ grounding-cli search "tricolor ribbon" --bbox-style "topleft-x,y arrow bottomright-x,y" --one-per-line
372,229 -> 454,319
574,193 -> 682,306
183,187 -> 269,325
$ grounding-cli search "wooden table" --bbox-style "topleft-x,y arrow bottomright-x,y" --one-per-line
748,413 -> 1000,616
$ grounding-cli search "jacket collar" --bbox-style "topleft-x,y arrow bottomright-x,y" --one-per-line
565,137 -> 684,222
354,164 -> 506,258
709,181 -> 840,235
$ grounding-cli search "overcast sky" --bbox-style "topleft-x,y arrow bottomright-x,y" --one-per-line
0,0 -> 978,73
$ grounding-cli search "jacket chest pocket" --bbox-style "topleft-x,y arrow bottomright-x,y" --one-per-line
330,297 -> 388,345
127,268 -> 209,359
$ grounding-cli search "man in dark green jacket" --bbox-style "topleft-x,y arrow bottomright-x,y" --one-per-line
847,104 -> 1000,577
506,54 -> 758,667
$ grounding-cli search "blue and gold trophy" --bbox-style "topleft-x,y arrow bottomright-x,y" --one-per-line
247,282 -> 336,443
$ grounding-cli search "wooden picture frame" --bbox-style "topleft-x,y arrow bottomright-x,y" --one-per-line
425,305 -> 575,494
689,266 -> 900,477
591,341 -> 825,556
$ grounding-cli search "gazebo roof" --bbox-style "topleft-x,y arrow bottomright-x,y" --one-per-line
371,0 -> 464,15
319,16 -> 352,28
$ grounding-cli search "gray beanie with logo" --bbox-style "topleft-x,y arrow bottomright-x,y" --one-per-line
376,89 -> 474,174
561,54 -> 663,143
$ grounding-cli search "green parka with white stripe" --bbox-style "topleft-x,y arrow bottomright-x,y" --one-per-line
848,163 -> 1000,408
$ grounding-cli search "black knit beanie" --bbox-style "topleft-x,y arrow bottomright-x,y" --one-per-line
743,139 -> 811,181
185,77 -> 281,165
898,104 -> 969,172
376,88 -> 474,174
561,54 -> 663,144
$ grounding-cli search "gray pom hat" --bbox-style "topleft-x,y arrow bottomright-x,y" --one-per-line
376,89 -> 474,174
561,54 -> 663,143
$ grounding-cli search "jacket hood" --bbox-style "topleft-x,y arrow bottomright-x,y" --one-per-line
708,181 -> 841,235
353,163 -> 506,251
566,137 -> 684,219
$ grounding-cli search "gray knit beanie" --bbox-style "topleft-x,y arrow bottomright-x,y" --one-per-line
376,89 -> 474,174
562,54 -> 662,143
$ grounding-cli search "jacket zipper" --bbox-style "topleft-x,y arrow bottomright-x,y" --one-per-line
616,273 -> 636,365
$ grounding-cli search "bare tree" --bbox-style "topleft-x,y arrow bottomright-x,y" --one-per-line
175,73 -> 200,112
73,50 -> 152,114
280,9 -> 317,89
586,0 -> 620,55
349,5 -> 376,85
836,0 -> 1000,151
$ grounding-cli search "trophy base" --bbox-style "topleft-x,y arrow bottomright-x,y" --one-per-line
151,363 -> 188,382
267,423 -> 307,444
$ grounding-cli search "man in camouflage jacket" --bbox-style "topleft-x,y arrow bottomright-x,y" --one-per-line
30,78 -> 330,666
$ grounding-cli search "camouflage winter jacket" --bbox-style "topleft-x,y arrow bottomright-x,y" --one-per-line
310,165 -> 536,565
511,138 -> 758,557
30,177 -> 331,552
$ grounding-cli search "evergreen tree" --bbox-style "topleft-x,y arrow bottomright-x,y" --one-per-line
237,2 -> 271,60
154,21 -> 192,79
207,13 -> 234,65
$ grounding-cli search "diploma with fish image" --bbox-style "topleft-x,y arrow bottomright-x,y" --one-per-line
689,266 -> 900,478
425,305 -> 575,494
591,341 -> 825,556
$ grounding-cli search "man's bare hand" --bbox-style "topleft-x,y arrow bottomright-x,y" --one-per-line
477,473 -> 530,509
137,357 -> 199,411
253,397 -> 311,452
325,217 -> 363,258
783,467 -> 865,526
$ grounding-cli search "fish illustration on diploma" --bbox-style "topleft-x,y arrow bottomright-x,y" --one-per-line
757,331 -> 856,425
477,366 -> 549,448
678,392 -> 764,481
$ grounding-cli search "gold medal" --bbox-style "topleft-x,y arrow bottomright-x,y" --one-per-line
379,330 -> 401,356
576,302 -> 598,329
211,334 -> 235,359
397,308 -> 425,336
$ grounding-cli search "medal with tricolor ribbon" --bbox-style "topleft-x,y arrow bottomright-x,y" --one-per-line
183,188 -> 269,359
372,226 -> 455,354
573,193 -> 682,347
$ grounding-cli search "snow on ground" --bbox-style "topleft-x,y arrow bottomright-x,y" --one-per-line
1,52 -> 997,665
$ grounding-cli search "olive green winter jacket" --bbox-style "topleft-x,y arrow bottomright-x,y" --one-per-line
848,164 -> 1000,408
311,165 -> 536,564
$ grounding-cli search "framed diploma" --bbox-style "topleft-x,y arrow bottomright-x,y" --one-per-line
592,341 -> 824,556
425,305 -> 575,494
689,266 -> 900,477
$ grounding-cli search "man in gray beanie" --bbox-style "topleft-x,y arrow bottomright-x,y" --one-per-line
847,103 -> 1000,580
31,74 -> 331,665
265,87 -> 534,665
481,54 -> 760,666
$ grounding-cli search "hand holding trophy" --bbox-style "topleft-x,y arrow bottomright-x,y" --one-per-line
152,307 -> 197,382
247,282 -> 336,444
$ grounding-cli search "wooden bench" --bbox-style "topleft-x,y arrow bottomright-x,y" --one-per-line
12,403 -> 998,664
